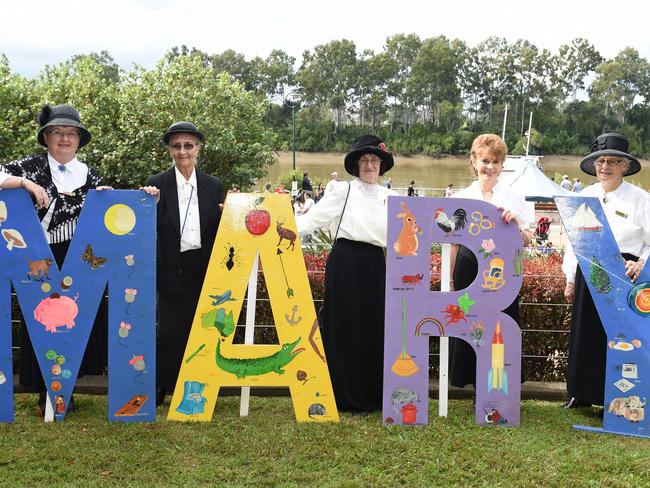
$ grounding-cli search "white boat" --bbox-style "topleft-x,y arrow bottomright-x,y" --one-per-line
501,110 -> 543,172
502,155 -> 543,173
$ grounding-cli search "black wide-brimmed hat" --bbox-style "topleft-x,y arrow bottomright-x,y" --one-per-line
580,132 -> 640,176
343,135 -> 394,177
37,104 -> 91,148
162,121 -> 205,145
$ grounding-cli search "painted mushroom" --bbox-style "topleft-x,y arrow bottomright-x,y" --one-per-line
0,201 -> 7,226
2,229 -> 26,251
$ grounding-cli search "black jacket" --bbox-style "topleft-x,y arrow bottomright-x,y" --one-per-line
146,167 -> 224,295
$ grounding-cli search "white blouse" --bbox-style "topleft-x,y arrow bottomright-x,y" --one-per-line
296,178 -> 397,248
175,166 -> 201,252
452,180 -> 529,231
562,180 -> 650,283
0,170 -> 10,187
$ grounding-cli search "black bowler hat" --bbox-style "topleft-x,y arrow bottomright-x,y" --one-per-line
580,132 -> 640,176
343,135 -> 394,177
37,104 -> 91,148
162,121 -> 205,145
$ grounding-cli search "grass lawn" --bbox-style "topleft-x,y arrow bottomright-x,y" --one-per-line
1,394 -> 648,487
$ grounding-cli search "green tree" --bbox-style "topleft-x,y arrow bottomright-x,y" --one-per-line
552,38 -> 602,103
409,36 -> 462,130
297,39 -> 358,129
208,49 -> 257,91
472,37 -> 517,123
70,50 -> 121,84
113,55 -> 275,189
384,33 -> 421,133
591,48 -> 650,126
0,54 -> 40,161
352,49 -> 390,129
258,50 -> 296,103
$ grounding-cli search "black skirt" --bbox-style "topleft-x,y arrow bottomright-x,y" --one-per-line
449,245 -> 521,388
566,253 -> 638,406
156,249 -> 203,392
19,241 -> 108,389
319,238 -> 386,413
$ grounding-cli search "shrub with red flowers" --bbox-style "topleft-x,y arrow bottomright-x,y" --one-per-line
236,249 -> 570,381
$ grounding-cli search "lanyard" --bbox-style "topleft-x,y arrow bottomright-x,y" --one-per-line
180,185 -> 194,237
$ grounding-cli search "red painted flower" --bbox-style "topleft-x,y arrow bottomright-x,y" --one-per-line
378,142 -> 387,152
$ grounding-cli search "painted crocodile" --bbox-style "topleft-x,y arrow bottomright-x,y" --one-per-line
215,337 -> 304,378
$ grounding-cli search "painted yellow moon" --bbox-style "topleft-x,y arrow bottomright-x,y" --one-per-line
104,204 -> 136,235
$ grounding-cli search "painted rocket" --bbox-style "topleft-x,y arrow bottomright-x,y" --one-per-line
487,322 -> 508,394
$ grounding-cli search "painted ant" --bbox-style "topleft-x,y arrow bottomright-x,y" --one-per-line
221,243 -> 241,271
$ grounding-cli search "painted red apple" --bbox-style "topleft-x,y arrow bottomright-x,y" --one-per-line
245,197 -> 271,235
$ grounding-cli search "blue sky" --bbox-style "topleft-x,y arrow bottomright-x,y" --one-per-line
2,0 -> 649,77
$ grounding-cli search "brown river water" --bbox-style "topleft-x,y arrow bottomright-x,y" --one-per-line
262,152 -> 650,195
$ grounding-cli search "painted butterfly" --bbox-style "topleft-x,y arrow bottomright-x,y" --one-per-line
82,244 -> 108,269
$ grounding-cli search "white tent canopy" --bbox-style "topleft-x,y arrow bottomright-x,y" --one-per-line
499,156 -> 573,202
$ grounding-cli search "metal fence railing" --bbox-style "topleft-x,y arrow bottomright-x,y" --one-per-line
10,246 -> 571,383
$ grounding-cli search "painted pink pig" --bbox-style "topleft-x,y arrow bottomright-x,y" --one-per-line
34,293 -> 79,333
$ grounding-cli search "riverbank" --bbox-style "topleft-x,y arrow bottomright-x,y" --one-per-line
270,151 -> 650,192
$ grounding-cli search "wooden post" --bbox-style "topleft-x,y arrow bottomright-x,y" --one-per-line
239,250 -> 259,417
438,243 -> 451,417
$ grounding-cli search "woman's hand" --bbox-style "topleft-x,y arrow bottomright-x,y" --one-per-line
23,180 -> 50,209
625,259 -> 645,283
498,207 -> 531,246
499,207 -> 520,226
95,186 -> 114,191
564,282 -> 575,302
139,186 -> 161,204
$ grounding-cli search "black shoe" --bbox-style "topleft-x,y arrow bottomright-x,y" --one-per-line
68,395 -> 76,412
156,388 -> 166,407
562,397 -> 591,409
35,392 -> 46,417
351,411 -> 369,417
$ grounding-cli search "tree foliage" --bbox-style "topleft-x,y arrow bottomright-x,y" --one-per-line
3,33 -> 650,167
1,54 -> 275,189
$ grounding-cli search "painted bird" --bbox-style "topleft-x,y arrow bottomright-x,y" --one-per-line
434,208 -> 467,234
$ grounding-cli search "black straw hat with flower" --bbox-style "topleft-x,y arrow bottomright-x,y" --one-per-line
344,135 -> 394,176
580,132 -> 640,176
37,104 -> 91,148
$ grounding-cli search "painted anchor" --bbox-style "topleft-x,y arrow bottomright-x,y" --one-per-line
285,305 -> 302,325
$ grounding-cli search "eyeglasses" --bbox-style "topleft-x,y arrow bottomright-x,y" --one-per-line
359,157 -> 381,166
47,129 -> 80,139
595,158 -> 624,167
169,143 -> 199,151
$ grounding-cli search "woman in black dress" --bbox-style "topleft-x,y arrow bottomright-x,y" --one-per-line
141,122 -> 225,406
296,135 -> 397,414
562,133 -> 650,408
449,134 -> 531,388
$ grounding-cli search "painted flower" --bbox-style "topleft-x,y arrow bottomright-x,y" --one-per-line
470,322 -> 484,344
378,142 -> 387,152
479,238 -> 496,258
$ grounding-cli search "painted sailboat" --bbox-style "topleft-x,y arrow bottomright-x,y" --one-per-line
572,203 -> 603,231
